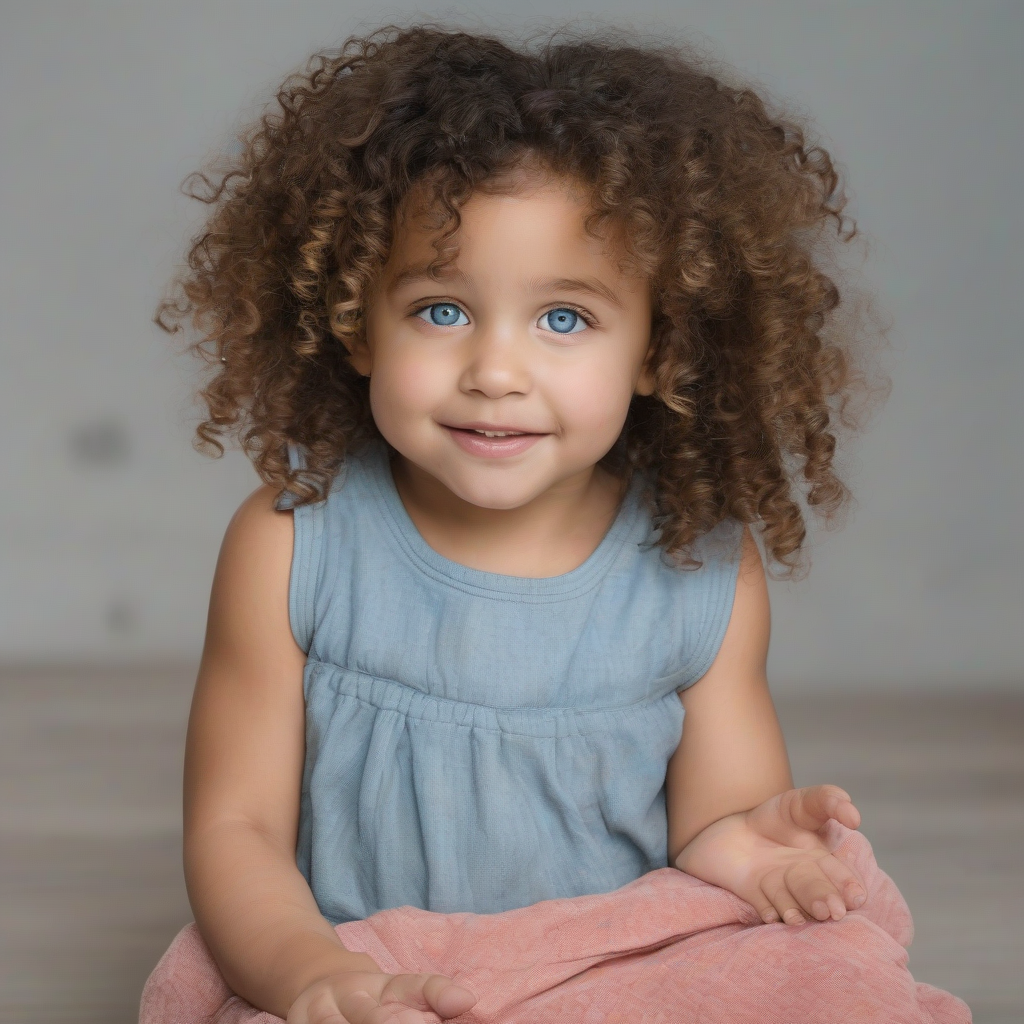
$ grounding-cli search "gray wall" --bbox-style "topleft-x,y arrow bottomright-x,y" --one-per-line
2,1 -> 1021,690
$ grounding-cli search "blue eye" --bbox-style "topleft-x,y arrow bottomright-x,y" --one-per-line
416,303 -> 469,327
542,308 -> 586,334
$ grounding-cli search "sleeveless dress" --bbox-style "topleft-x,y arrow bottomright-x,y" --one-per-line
275,441 -> 743,925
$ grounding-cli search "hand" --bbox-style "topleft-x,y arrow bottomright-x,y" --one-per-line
674,784 -> 867,926
287,970 -> 478,1024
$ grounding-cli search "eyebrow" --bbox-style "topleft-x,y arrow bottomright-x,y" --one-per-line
386,264 -> 468,293
532,276 -> 625,310
387,266 -> 625,310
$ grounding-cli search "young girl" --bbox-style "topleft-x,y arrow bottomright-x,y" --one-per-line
145,25 -> 969,1024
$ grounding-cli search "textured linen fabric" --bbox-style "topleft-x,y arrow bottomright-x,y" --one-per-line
273,440 -> 744,924
139,823 -> 972,1023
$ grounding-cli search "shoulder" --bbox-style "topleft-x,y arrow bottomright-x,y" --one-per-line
206,484 -> 297,648
221,483 -> 294,565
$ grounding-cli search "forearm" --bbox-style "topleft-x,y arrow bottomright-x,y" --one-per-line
666,695 -> 792,863
185,820 -> 378,1018
668,754 -> 793,862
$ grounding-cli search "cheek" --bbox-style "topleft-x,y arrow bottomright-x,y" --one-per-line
546,352 -> 639,438
367,345 -> 448,433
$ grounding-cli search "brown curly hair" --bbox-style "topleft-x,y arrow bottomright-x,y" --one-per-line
157,23 -> 882,575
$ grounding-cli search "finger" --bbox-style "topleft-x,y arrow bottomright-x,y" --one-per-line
783,786 -> 861,833
783,859 -> 851,922
422,974 -> 478,1018
816,853 -> 868,911
760,869 -> 807,926
742,884 -> 783,925
380,974 -> 477,1019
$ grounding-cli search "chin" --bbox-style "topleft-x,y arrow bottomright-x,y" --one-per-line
443,468 -> 545,511
451,482 -> 538,511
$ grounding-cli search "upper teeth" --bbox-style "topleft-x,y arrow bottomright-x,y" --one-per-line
475,430 -> 521,437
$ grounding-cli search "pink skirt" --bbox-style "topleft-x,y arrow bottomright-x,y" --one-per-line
140,822 -> 970,1023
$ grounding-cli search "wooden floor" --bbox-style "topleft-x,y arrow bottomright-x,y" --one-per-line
0,667 -> 1020,1024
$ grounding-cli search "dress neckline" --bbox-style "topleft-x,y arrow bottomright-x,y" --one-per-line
364,441 -> 644,600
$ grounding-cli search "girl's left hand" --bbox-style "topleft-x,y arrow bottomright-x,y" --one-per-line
674,784 -> 867,925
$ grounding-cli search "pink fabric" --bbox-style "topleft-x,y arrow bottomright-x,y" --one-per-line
140,824 -> 970,1023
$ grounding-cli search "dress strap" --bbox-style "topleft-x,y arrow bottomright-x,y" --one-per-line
274,440 -> 324,653
273,441 -> 308,511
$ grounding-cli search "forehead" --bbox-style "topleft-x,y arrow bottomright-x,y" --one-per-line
387,172 -> 636,283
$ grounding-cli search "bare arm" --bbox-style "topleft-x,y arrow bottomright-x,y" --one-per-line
183,485 -> 377,1019
665,527 -> 792,863
665,528 -> 867,925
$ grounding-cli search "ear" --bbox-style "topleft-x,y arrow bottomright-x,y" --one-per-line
340,331 -> 372,377
634,343 -> 657,396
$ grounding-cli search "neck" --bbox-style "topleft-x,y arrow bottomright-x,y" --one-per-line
390,456 -> 627,578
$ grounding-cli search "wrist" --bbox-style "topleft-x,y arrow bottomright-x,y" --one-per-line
237,935 -> 381,1018
287,948 -> 381,1005
672,809 -> 749,874
293,949 -> 380,989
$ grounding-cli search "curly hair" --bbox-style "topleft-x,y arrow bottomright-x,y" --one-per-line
157,23 -> 883,575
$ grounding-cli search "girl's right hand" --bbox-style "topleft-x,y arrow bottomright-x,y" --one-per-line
287,970 -> 478,1024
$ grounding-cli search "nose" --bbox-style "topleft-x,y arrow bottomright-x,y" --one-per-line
457,321 -> 532,399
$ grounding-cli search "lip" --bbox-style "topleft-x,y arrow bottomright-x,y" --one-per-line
444,422 -> 542,434
442,423 -> 547,459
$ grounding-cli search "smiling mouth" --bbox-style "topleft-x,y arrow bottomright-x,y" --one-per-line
442,424 -> 547,458
445,425 -> 543,437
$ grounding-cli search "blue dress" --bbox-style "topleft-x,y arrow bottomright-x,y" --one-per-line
276,441 -> 743,925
